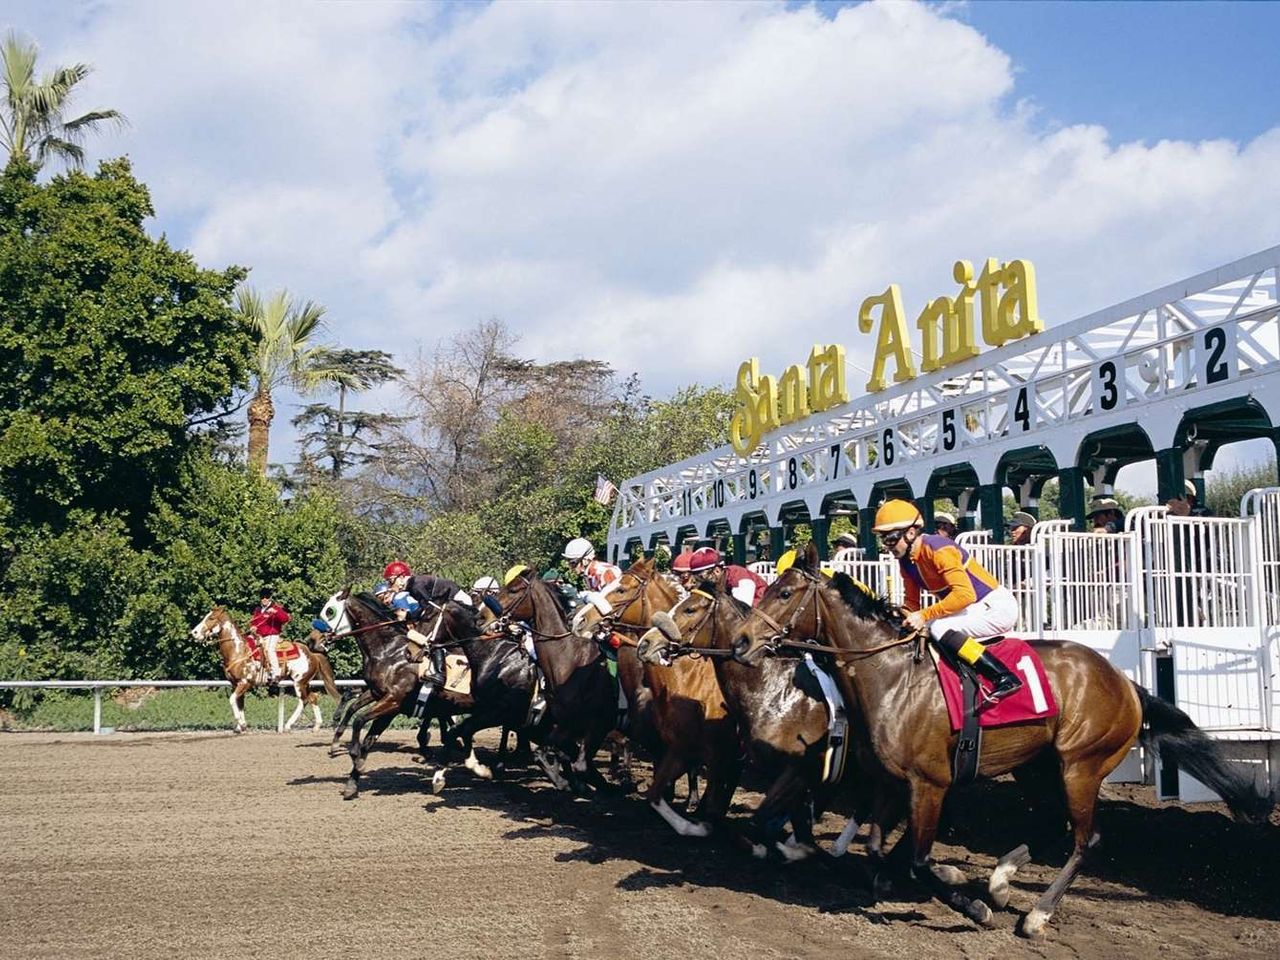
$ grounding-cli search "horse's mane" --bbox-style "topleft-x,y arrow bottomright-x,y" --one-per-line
827,571 -> 901,624
351,592 -> 394,618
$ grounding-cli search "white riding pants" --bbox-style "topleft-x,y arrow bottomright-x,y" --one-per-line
927,586 -> 1019,642
264,635 -> 281,676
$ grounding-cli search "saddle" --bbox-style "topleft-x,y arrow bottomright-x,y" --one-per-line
253,639 -> 307,667
931,638 -> 1057,786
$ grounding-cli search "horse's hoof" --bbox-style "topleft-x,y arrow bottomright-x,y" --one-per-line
968,899 -> 995,928
1018,908 -> 1051,939
327,746 -> 344,758
872,871 -> 893,900
931,863 -> 967,886
342,783 -> 359,801
431,770 -> 446,794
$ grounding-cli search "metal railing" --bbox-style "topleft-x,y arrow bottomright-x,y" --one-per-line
0,679 -> 366,735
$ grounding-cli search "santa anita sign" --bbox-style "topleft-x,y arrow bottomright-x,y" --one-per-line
729,258 -> 1044,456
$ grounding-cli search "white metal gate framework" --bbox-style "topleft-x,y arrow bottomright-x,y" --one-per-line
608,247 -> 1280,546
612,248 -> 1280,799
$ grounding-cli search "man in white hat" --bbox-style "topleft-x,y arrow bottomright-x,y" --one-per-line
932,511 -> 958,540
830,531 -> 860,561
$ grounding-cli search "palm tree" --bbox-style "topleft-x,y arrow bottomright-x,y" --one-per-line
236,287 -> 344,474
0,31 -> 126,169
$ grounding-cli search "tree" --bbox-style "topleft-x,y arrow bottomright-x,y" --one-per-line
0,31 -> 125,169
0,158 -> 251,542
235,287 -> 337,474
292,349 -> 403,479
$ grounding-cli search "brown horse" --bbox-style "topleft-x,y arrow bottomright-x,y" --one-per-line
575,558 -> 739,836
191,606 -> 339,733
638,581 -> 857,858
490,567 -> 618,792
732,544 -> 1273,936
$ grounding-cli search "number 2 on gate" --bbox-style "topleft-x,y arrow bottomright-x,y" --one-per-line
1015,654 -> 1049,713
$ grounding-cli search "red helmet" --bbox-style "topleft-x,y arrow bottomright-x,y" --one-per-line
383,561 -> 411,579
671,551 -> 695,574
688,547 -> 721,573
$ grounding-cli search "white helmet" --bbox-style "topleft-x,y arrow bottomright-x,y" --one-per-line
472,575 -> 499,593
563,537 -> 595,563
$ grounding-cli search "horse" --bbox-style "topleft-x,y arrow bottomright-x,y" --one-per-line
453,566 -> 617,792
732,543 -> 1273,936
315,590 -> 491,800
637,581 -> 861,857
190,606 -> 339,733
574,559 -> 740,836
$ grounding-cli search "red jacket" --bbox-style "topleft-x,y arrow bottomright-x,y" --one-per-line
725,565 -> 768,606
250,603 -> 291,638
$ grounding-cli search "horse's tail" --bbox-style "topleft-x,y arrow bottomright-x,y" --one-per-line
1134,682 -> 1274,823
313,649 -> 341,700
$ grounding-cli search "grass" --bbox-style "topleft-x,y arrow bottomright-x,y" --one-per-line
0,686 -> 390,733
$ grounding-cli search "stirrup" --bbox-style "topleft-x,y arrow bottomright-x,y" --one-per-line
981,676 -> 1022,705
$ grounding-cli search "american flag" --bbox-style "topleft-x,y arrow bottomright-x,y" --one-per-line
593,473 -> 618,505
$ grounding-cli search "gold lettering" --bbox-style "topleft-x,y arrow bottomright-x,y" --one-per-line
777,363 -> 810,423
915,296 -> 949,373
859,285 -> 917,393
941,261 -> 981,365
807,343 -> 848,411
993,258 -> 1042,346
729,358 -> 779,456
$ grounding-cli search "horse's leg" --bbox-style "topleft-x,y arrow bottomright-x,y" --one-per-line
343,696 -> 401,799
1019,760 -> 1106,939
310,692 -> 323,732
329,690 -> 372,756
905,779 -> 993,927
229,681 -> 249,732
284,681 -> 307,731
989,753 -> 1061,909
644,746 -> 708,837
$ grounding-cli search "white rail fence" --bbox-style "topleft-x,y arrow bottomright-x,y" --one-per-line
0,679 -> 366,735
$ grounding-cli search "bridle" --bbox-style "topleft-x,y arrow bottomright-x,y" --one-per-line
497,574 -> 577,642
744,571 -> 919,662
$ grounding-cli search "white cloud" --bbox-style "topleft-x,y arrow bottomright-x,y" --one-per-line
10,0 -> 1280,478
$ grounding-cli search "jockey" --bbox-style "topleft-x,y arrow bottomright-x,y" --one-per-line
249,588 -> 291,682
670,549 -> 696,594
403,569 -> 474,702
687,546 -> 768,607
873,499 -> 1023,703
562,537 -> 621,594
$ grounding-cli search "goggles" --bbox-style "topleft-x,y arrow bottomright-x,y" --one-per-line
879,531 -> 905,548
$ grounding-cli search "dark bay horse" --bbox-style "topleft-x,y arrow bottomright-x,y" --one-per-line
460,566 -> 617,792
318,590 -> 489,800
576,558 -> 739,836
637,582 -> 857,858
733,544 -> 1273,936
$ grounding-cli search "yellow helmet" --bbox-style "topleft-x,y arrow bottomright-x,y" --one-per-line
872,499 -> 924,533
775,548 -> 798,575
503,564 -> 531,586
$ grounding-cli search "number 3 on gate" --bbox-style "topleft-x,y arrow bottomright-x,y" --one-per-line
1015,655 -> 1049,714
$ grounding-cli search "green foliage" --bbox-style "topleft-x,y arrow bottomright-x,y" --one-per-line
0,158 -> 250,536
1205,457 -> 1278,517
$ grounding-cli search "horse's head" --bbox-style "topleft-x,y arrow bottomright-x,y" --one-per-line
191,606 -> 231,642
312,588 -> 352,637
731,543 -> 829,665
496,564 -> 538,622
637,582 -> 743,666
732,543 -> 902,666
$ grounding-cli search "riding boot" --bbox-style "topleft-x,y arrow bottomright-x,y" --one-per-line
936,629 -> 1022,704
972,649 -> 1022,703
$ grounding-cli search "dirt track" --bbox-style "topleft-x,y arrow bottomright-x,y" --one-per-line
1,728 -> 1276,960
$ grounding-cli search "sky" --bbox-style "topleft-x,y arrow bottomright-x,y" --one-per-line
9,0 -> 1280,493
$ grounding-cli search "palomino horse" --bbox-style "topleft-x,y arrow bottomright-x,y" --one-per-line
462,567 -> 617,792
191,607 -> 338,733
575,558 -> 739,837
733,545 -> 1273,937
315,590 -> 491,800
636,581 -> 855,857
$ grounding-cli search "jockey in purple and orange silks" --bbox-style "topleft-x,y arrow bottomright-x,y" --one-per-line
874,499 -> 1022,703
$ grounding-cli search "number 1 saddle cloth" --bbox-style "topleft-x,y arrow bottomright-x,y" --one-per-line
934,637 -> 1058,731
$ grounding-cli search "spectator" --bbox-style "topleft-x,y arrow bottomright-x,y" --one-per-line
933,511 -> 958,540
830,531 -> 860,561
1008,511 -> 1035,546
1088,498 -> 1123,534
1166,479 -> 1212,518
